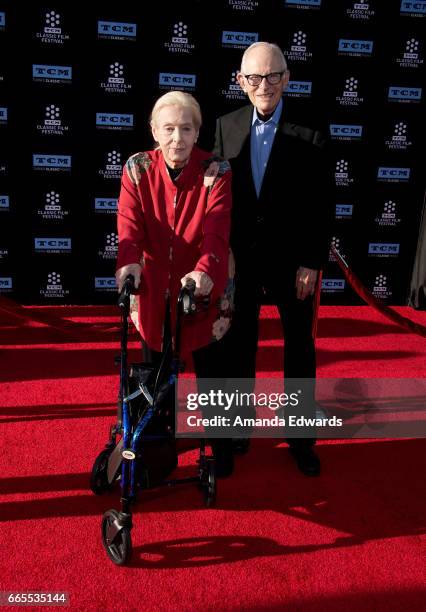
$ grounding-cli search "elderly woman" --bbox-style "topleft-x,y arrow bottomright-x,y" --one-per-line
115,91 -> 234,476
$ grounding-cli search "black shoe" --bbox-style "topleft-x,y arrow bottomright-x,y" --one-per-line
289,446 -> 320,477
211,440 -> 234,478
232,438 -> 250,455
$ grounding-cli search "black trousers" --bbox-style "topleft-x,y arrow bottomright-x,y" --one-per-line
141,302 -> 232,447
215,271 -> 316,449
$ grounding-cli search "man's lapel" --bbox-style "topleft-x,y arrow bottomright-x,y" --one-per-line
225,105 -> 253,160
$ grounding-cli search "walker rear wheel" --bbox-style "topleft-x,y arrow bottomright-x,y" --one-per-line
90,447 -> 114,495
201,458 -> 216,507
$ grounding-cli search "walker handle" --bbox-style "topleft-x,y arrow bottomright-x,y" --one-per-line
118,275 -> 135,310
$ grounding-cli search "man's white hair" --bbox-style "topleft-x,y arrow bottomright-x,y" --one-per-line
240,42 -> 288,73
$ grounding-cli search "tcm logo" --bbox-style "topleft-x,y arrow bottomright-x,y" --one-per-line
338,39 -> 374,54
96,113 -> 134,126
285,0 -> 321,5
336,204 -> 353,217
95,198 -> 118,211
97,21 -> 137,38
321,279 -> 345,291
388,86 -> 422,101
0,107 -> 7,122
32,65 -> 72,80
159,73 -> 196,88
0,195 -> 9,209
400,1 -> 426,14
95,277 -> 117,290
330,124 -> 363,138
222,31 -> 259,46
33,155 -> 71,169
34,238 -> 72,251
368,243 -> 400,255
287,81 -> 312,94
0,277 -> 12,290
377,167 -> 410,180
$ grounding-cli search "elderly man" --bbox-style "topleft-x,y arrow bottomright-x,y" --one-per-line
214,42 -> 331,476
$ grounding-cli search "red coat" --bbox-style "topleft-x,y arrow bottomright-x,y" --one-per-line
117,146 -> 232,354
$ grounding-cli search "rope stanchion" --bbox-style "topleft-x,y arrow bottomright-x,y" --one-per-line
331,246 -> 426,338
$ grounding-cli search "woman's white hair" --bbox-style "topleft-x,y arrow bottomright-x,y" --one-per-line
150,91 -> 202,130
240,42 -> 288,73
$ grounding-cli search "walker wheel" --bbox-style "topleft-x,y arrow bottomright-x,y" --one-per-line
101,510 -> 132,566
202,458 -> 216,508
90,446 -> 114,495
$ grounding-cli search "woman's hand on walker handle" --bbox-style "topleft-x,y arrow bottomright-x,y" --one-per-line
116,263 -> 142,292
181,271 -> 213,296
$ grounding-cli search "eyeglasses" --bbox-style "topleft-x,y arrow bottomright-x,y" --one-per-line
243,72 -> 286,86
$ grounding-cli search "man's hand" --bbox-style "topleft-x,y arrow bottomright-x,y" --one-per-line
116,263 -> 142,292
295,267 -> 318,300
181,271 -> 213,296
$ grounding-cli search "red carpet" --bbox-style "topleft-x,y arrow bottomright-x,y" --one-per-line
1,305 -> 425,611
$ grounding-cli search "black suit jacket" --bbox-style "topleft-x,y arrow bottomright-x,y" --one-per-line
214,104 -> 332,280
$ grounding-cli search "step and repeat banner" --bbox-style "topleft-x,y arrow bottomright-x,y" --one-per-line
0,0 -> 424,304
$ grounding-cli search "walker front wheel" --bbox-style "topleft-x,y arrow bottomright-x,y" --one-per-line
101,509 -> 132,566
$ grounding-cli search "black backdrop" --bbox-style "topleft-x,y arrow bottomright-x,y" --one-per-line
0,0 -> 425,305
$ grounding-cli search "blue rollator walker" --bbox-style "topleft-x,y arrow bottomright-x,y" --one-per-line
90,275 -> 216,566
